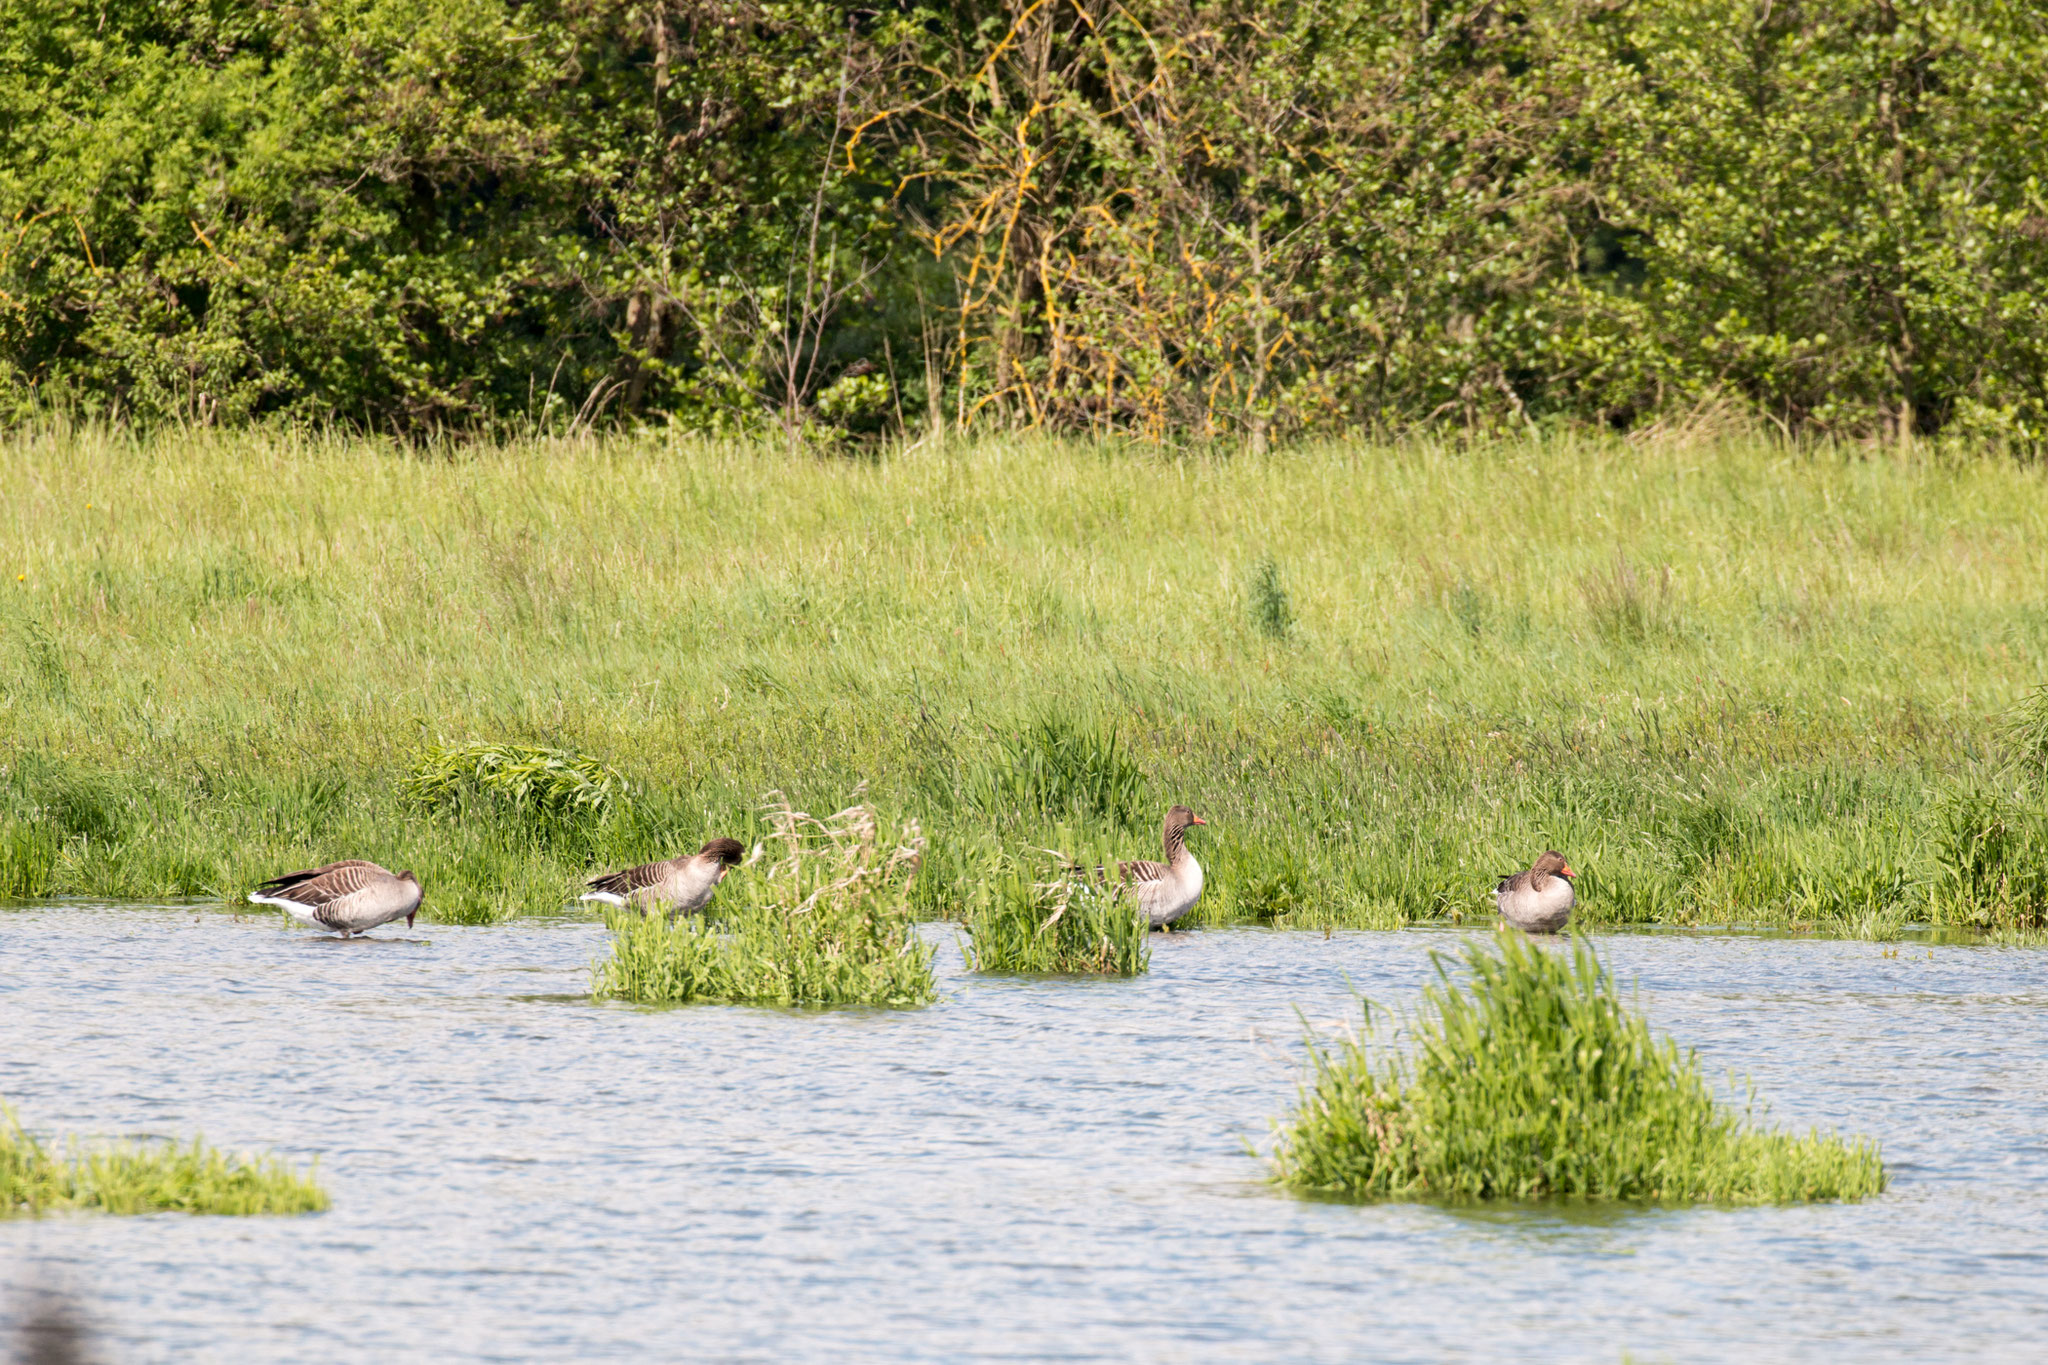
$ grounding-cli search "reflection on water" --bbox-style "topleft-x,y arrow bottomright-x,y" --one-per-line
8,1280 -> 92,1365
3,906 -> 2046,1362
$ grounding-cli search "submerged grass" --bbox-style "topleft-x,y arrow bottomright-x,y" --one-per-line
4,423 -> 2048,931
1270,934 -> 1886,1204
591,794 -> 934,1006
960,844 -> 1152,975
1,1105 -> 328,1217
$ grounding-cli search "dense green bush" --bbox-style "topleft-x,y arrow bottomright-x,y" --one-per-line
3,2 -> 2045,439
1271,934 -> 1887,1203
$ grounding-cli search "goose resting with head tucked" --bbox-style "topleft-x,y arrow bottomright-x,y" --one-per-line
1495,850 -> 1576,934
581,838 -> 747,918
249,860 -> 423,937
1110,805 -> 1208,929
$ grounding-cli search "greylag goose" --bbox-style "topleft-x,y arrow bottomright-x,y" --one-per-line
1495,850 -> 1576,933
582,837 -> 746,917
1113,805 -> 1208,929
249,860 -> 423,937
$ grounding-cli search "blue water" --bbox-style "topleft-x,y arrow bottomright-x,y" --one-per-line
3,906 -> 2046,1362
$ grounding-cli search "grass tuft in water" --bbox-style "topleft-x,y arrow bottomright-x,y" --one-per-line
1,1105 -> 329,1217
960,846 -> 1150,975
1270,933 -> 1886,1204
592,792 -> 934,1006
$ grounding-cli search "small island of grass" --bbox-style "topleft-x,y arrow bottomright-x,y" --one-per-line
1271,933 -> 1885,1205
3,1107 -> 328,1218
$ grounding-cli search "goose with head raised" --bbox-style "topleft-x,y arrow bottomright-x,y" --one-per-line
1494,850 -> 1576,934
249,860 -> 423,937
582,837 -> 747,918
1114,805 -> 1208,929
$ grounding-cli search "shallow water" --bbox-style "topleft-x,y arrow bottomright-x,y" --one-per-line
3,906 -> 2046,1363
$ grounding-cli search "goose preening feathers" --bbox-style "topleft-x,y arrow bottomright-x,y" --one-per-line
249,860 -> 423,937
582,837 -> 746,917
1495,850 -> 1576,934
1113,805 -> 1208,929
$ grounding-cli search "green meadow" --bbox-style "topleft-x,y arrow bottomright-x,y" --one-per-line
3,423 -> 2047,935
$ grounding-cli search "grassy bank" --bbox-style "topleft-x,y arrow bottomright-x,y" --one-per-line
1269,934 -> 1885,1203
3,424 -> 2047,932
2,1105 -> 328,1217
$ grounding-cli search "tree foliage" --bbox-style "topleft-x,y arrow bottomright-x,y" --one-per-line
2,0 -> 2044,440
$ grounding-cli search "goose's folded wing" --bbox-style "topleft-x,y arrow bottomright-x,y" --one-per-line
586,861 -> 666,896
286,861 -> 385,907
256,859 -> 380,895
1119,858 -> 1170,886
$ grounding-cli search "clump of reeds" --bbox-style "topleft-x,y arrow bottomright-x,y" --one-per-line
967,713 -> 1147,831
398,741 -> 629,849
1,1105 -> 329,1217
592,791 -> 933,1007
960,846 -> 1150,975
1247,557 -> 1294,641
1271,933 -> 1886,1203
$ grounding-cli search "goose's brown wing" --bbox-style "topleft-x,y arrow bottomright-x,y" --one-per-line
1119,858 -> 1170,887
586,859 -> 672,897
262,860 -> 388,907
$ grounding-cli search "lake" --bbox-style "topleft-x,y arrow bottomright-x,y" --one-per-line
3,906 -> 2045,1361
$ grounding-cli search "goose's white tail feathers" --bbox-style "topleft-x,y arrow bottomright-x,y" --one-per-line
248,892 -> 321,926
579,890 -> 628,907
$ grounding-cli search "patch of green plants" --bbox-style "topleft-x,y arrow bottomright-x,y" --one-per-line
960,846 -> 1151,975
1,1105 -> 329,1217
966,713 -> 1148,832
592,794 -> 933,1007
1270,933 -> 1886,1204
399,742 -> 629,849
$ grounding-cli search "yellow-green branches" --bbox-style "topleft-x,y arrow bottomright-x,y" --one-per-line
1271,934 -> 1886,1203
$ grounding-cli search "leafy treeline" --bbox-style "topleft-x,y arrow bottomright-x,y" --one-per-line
3,1 -> 2045,441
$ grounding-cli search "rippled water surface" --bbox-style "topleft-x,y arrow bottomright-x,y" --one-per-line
3,905 -> 2047,1362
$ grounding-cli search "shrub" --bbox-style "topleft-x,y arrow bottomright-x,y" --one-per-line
961,849 -> 1150,975
592,792 -> 933,1007
1,1105 -> 328,1217
1271,933 -> 1886,1203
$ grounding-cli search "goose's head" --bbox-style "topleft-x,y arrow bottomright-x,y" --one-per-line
399,870 -> 421,927
1165,805 -> 1209,839
699,837 -> 747,881
1533,850 -> 1575,879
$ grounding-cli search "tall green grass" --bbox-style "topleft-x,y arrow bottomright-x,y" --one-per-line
960,844 -> 1152,975
591,795 -> 934,1006
1270,934 -> 1886,1203
3,423 -> 2047,931
1,1105 -> 329,1217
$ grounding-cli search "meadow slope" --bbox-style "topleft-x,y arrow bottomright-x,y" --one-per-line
4,426 -> 2047,933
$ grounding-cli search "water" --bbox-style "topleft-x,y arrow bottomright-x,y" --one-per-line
3,905 -> 2046,1362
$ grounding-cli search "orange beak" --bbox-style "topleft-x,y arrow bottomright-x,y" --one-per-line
1191,815 -> 1208,825
1560,864 -> 1576,879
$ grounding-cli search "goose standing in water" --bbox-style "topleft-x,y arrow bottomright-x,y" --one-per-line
249,861 -> 423,937
1113,805 -> 1208,929
582,837 -> 747,917
1495,850 -> 1576,934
